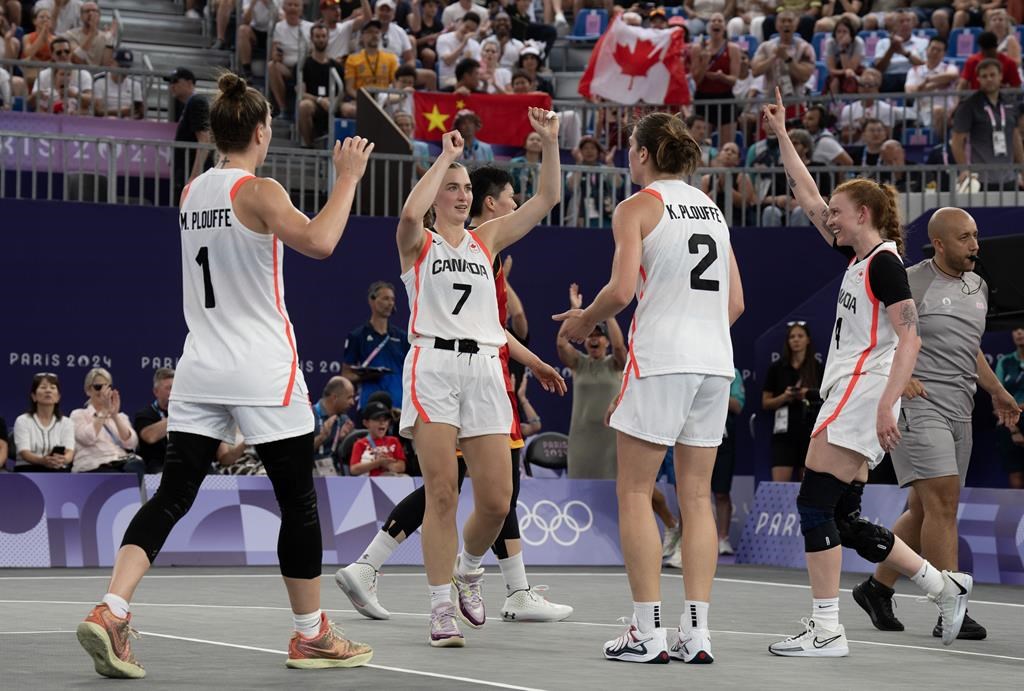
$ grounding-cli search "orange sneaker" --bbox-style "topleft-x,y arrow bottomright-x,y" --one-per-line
76,603 -> 146,679
286,613 -> 373,669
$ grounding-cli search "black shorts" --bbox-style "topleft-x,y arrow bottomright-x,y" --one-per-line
997,427 -> 1024,474
771,433 -> 809,469
313,103 -> 328,136
711,433 -> 735,495
694,91 -> 737,130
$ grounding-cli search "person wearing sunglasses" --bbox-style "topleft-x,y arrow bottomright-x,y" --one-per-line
27,35 -> 92,113
69,368 -> 139,473
13,372 -> 76,472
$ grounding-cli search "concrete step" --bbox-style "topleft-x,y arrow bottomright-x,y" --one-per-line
105,0 -> 182,14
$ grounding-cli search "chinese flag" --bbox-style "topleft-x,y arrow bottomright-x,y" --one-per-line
413,92 -> 553,147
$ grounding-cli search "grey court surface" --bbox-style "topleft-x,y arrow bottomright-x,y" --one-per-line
0,564 -> 1020,690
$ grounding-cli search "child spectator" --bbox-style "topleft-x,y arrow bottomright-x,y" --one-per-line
349,401 -> 406,476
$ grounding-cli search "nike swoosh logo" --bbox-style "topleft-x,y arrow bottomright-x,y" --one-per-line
813,635 -> 842,648
949,576 -> 968,596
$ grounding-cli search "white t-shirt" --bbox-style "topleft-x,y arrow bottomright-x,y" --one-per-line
436,32 -> 480,87
0,67 -> 11,107
272,19 -> 314,68
873,34 -> 929,73
442,1 -> 487,28
483,37 -> 524,69
36,0 -> 83,35
377,22 -> 413,60
13,413 -> 76,467
838,99 -> 918,130
482,66 -> 511,93
904,61 -> 959,126
811,132 -> 847,164
32,67 -> 93,113
328,18 -> 358,59
243,0 -> 281,32
93,74 -> 143,114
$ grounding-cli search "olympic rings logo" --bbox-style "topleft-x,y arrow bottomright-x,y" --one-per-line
517,500 -> 594,547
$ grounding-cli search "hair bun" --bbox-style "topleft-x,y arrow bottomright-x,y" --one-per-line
218,72 -> 248,99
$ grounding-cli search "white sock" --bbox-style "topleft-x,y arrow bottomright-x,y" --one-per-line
102,593 -> 129,619
633,601 -> 661,633
911,560 -> 945,597
498,553 -> 529,594
358,531 -> 400,572
682,601 -> 709,633
457,548 -> 485,575
812,597 -> 840,630
293,610 -> 322,638
429,583 -> 452,610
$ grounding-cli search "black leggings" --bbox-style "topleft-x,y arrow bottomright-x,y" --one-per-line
382,448 -> 522,560
121,431 -> 322,579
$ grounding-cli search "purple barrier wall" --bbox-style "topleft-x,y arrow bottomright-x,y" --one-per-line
736,481 -> 1024,585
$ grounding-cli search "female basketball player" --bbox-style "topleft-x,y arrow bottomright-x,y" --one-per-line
762,87 -> 972,656
555,112 -> 745,665
395,108 -> 561,647
76,73 -> 375,678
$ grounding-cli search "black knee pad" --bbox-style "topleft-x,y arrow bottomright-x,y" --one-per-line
837,517 -> 895,563
836,480 -> 865,525
796,469 -> 848,553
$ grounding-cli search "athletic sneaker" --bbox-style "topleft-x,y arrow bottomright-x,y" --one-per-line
669,627 -> 713,664
452,561 -> 486,628
554,12 -> 569,36
933,611 -> 986,641
664,548 -> 683,570
77,604 -> 146,679
852,576 -> 904,631
335,563 -> 391,620
286,613 -> 373,669
929,571 -> 973,646
429,602 -> 466,648
603,618 -> 670,663
501,586 -> 573,622
661,525 -> 681,560
768,618 -> 849,657
718,538 -> 734,556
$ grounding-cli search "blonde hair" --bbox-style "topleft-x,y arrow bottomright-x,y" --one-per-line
84,367 -> 113,391
832,179 -> 905,256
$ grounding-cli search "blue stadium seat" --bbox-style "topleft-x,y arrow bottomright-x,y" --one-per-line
333,118 -> 355,141
914,28 -> 938,39
734,34 -> 759,58
948,27 -> 981,58
813,61 -> 828,95
567,9 -> 608,42
664,6 -> 685,18
902,127 -> 933,148
812,32 -> 829,58
857,30 -> 889,59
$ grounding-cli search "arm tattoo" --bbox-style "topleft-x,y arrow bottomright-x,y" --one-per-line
787,174 -> 797,190
899,302 -> 920,337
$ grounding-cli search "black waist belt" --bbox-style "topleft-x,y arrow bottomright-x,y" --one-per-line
434,337 -> 480,354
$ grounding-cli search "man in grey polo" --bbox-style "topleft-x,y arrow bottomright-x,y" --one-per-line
852,208 -> 1021,640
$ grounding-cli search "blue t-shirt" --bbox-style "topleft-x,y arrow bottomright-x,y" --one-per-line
343,322 -> 409,408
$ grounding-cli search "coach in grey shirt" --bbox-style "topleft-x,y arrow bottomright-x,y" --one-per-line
852,208 -> 1020,640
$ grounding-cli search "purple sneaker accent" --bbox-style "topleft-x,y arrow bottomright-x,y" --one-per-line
429,603 -> 465,648
452,568 -> 486,629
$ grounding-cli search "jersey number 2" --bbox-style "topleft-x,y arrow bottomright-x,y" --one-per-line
689,234 -> 720,291
451,283 -> 472,315
195,247 -> 216,309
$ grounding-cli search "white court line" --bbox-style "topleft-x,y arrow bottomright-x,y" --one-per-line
0,630 -> 76,635
140,630 -> 549,691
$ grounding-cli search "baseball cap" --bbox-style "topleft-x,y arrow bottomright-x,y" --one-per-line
376,0 -> 396,9
166,67 -> 196,83
361,400 -> 392,420
114,48 -> 134,67
367,390 -> 394,409
589,322 -> 609,338
363,18 -> 383,30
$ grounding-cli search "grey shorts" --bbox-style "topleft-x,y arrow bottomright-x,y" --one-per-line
890,406 -> 973,488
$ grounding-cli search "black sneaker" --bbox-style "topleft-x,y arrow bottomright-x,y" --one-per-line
933,612 -> 987,640
852,576 -> 904,631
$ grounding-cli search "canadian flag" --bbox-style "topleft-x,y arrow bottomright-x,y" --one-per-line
578,16 -> 690,105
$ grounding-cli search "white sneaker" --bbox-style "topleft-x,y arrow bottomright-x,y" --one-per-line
930,571 -> 972,646
603,618 -> 669,663
664,549 -> 683,570
501,586 -> 573,622
185,9 -> 200,19
335,563 -> 391,620
555,12 -> 569,36
718,538 -> 734,556
768,618 -> 848,657
661,525 -> 681,560
669,627 -> 713,664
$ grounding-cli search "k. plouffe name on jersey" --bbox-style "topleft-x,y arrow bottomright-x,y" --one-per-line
180,208 -> 233,231
665,203 -> 724,223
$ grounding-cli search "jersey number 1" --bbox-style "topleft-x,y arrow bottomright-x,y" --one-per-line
689,234 -> 720,291
195,247 -> 216,309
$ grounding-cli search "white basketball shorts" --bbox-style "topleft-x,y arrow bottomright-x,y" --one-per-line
610,371 -> 731,447
812,372 -> 899,468
168,379 -> 314,445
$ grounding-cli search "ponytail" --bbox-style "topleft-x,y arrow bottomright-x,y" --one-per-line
832,178 -> 905,256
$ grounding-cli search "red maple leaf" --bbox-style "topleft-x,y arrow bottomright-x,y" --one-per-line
613,39 -> 662,90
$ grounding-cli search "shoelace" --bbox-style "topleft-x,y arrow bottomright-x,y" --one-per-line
457,580 -> 483,609
525,585 -> 552,603
434,607 -> 459,630
783,617 -> 815,642
609,617 -> 636,648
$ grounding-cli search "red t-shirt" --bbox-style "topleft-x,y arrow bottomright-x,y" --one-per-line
960,52 -> 1022,90
349,435 -> 405,476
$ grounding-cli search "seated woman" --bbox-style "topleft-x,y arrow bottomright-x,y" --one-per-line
13,372 -> 75,472
70,368 -> 140,473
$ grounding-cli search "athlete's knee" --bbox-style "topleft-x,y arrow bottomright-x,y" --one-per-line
838,517 -> 895,563
425,482 -> 460,516
796,469 -> 847,552
475,487 -> 513,521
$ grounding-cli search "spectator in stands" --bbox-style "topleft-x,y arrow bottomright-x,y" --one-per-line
686,113 -> 717,165
558,283 -> 626,479
436,11 -> 481,88
63,1 -> 115,66
648,7 -> 667,30
987,7 -> 1021,64
376,62 -> 416,117
238,0 -> 283,78
876,138 -> 918,191
763,127 -> 835,226
904,36 -> 959,139
873,8 -> 929,92
509,67 -> 535,93
689,13 -> 741,155
312,376 -> 356,474
36,0 -> 82,35
995,327 -> 1024,489
486,11 -> 523,69
442,0 -> 480,28
92,48 -> 143,119
762,1 -> 820,42
349,400 -> 407,476
408,0 -> 442,70
443,56 -> 484,94
908,2 -> 952,39
509,129 -> 542,203
343,280 -> 410,410
713,367 -> 745,556
682,0 -> 729,37
801,104 -> 854,165
392,110 -> 430,177
0,65 -> 13,107
342,19 -> 400,112
298,22 -> 340,144
952,58 -> 1024,191
952,0 -> 989,29
958,30 -> 1022,90
319,0 -> 356,61
566,134 -> 617,227
516,45 -> 552,96
837,68 -> 917,142
702,141 -> 757,224
762,322 -> 823,482
268,0 -> 314,117
751,9 -> 816,106
846,116 -> 888,163
168,67 -> 211,198
29,37 -> 92,113
727,0 -> 772,40
478,39 -> 512,93
734,50 -> 764,143
20,5 -> 54,85
13,372 -> 75,472
454,107 -> 495,161
507,0 -> 556,61
70,367 -> 140,473
133,368 -> 173,474
823,15 -> 864,94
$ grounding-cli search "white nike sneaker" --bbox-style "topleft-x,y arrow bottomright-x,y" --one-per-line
930,571 -> 973,646
718,538 -> 734,556
501,586 -> 573,622
661,525 -> 681,560
664,548 -> 683,570
603,618 -> 669,663
768,618 -> 848,657
335,563 -> 391,620
669,627 -> 713,664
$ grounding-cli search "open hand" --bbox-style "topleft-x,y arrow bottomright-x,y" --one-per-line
552,308 -> 595,342
877,406 -> 901,453
333,136 -> 375,181
568,282 -> 583,309
529,361 -> 567,396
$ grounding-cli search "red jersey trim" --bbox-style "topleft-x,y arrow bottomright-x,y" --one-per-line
467,230 -> 493,268
410,229 -> 433,337
639,188 -> 663,202
410,346 -> 431,423
271,240 -> 298,406
179,181 -> 193,207
229,174 -> 256,201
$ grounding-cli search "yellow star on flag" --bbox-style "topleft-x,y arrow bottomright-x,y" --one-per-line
423,104 -> 450,133
455,99 -> 466,109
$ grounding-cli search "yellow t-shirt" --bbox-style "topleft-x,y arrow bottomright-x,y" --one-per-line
344,50 -> 399,91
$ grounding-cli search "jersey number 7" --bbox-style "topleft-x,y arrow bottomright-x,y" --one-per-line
451,283 -> 472,315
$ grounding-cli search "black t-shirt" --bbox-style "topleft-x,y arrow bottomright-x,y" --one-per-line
764,359 -> 822,435
301,57 -> 340,100
0,416 -> 7,444
174,94 -> 211,181
833,241 -> 913,306
133,403 -> 168,469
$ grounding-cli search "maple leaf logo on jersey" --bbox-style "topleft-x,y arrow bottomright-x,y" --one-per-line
613,39 -> 662,90
469,242 -> 481,253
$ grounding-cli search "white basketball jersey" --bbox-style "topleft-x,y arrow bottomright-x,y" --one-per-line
171,168 -> 306,406
627,180 -> 734,378
400,229 -> 505,347
820,241 -> 901,397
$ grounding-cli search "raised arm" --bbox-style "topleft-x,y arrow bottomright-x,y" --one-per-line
397,130 -> 463,268
556,283 -> 583,369
877,298 -> 922,452
761,87 -> 833,245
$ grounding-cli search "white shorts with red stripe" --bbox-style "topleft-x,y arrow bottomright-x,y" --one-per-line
399,344 -> 513,440
167,378 -> 313,445
812,372 -> 900,468
610,372 -> 730,447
